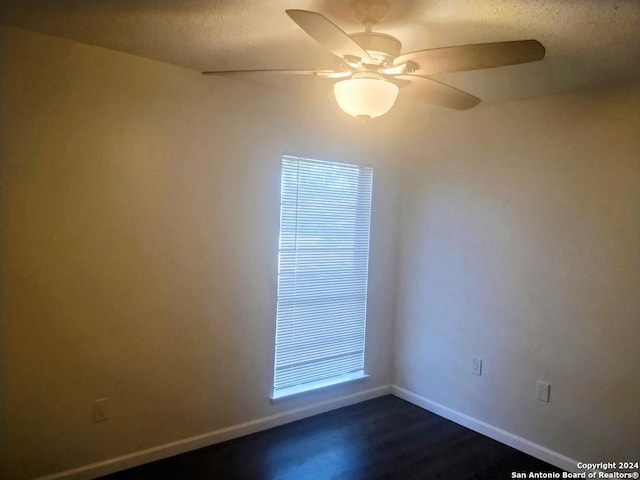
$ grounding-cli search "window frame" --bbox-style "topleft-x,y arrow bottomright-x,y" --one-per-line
271,155 -> 373,400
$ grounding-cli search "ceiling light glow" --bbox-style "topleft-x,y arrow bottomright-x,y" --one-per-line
333,73 -> 398,118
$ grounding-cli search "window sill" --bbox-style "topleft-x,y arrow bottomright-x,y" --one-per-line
271,371 -> 369,402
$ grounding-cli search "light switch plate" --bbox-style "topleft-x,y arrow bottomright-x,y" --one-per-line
536,381 -> 550,402
472,357 -> 482,376
93,398 -> 109,422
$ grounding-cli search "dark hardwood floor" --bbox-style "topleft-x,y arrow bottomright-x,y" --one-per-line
97,395 -> 562,480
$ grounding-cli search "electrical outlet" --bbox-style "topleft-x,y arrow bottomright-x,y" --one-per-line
536,381 -> 550,402
472,357 -> 482,376
93,398 -> 109,422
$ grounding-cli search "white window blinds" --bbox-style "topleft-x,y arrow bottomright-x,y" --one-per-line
273,155 -> 373,399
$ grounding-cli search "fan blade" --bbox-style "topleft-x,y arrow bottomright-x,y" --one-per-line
394,40 -> 545,76
380,63 -> 412,75
286,9 -> 372,62
202,68 -> 350,79
383,76 -> 411,88
395,74 -> 481,110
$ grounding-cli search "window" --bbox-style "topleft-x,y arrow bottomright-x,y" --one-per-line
272,155 -> 373,399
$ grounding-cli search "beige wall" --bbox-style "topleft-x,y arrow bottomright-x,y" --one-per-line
0,26 -> 400,479
393,84 -> 640,462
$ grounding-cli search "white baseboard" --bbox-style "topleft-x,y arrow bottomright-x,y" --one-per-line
36,385 -> 391,480
391,385 -> 579,473
34,384 -> 579,479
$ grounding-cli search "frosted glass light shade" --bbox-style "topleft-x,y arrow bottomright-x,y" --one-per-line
333,77 -> 399,118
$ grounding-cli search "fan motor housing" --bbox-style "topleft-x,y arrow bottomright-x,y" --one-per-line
350,32 -> 402,65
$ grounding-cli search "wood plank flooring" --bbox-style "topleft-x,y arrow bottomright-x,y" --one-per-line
97,395 -> 562,480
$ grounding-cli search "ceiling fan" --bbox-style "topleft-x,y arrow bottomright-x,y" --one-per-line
203,0 -> 545,118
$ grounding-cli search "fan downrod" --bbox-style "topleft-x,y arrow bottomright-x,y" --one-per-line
350,0 -> 390,29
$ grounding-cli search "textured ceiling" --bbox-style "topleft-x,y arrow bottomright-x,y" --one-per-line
1,0 -> 639,106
